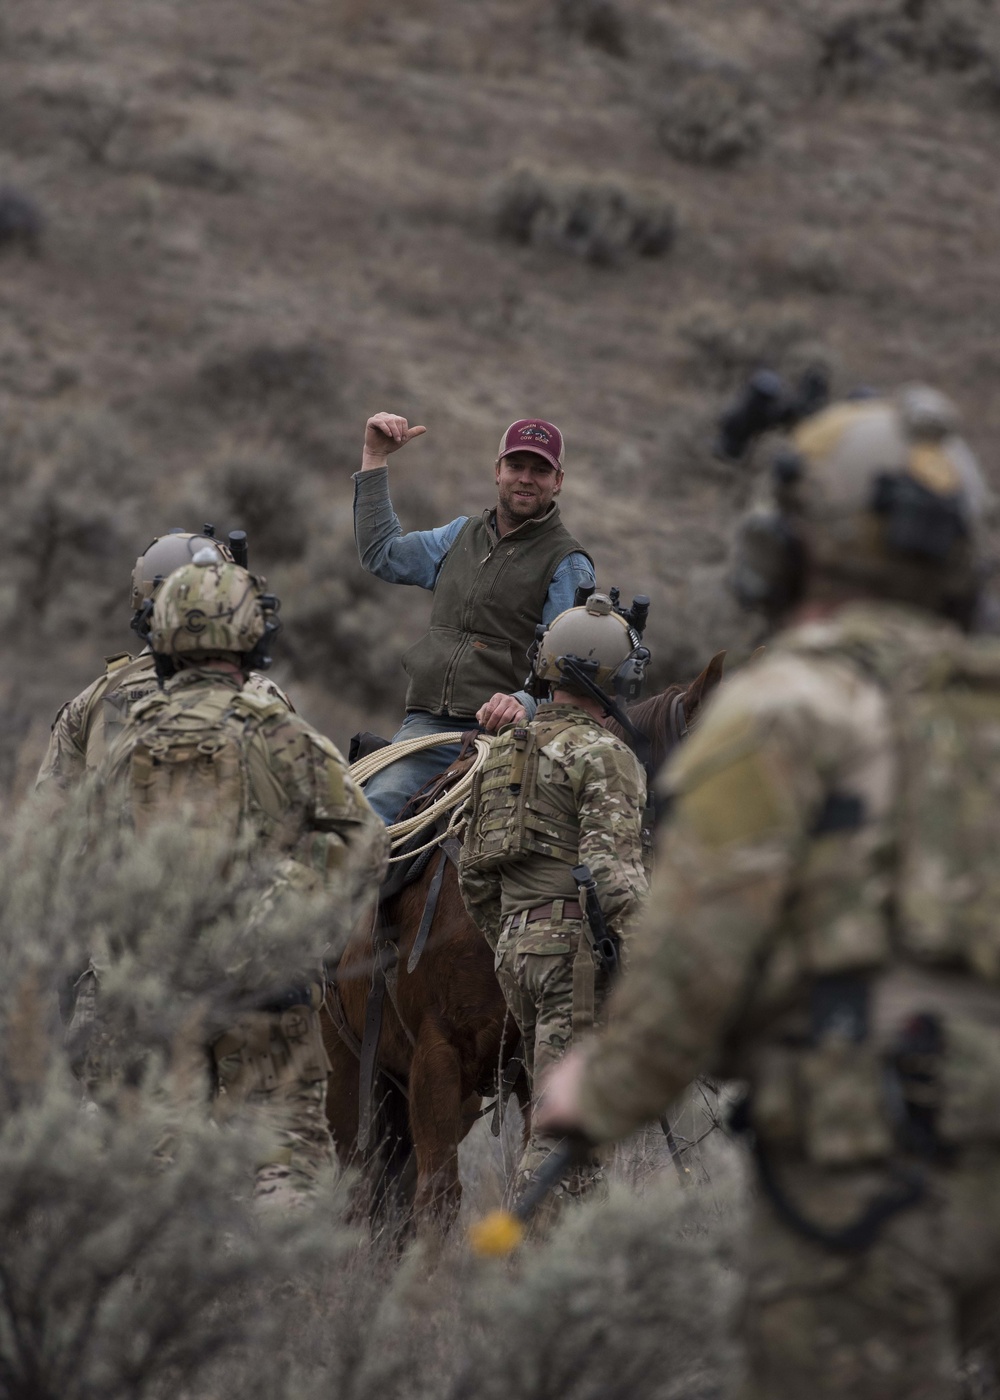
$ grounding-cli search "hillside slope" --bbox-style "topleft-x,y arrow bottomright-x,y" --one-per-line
3,0 -> 999,793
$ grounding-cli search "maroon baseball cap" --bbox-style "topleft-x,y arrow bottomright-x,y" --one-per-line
497,419 -> 564,472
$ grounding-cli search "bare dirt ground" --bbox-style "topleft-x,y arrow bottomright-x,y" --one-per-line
3,0 -> 1000,797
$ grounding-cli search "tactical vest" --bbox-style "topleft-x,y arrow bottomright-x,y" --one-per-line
461,712 -> 589,874
85,653 -> 158,772
751,615 -> 1000,1163
403,508 -> 591,716
118,682 -> 288,839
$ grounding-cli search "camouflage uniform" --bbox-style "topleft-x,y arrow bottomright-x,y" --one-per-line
560,388 -> 1000,1397
35,649 -> 292,797
461,701 -> 646,1208
95,561 -> 388,1207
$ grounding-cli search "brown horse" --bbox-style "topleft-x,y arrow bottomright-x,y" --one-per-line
321,653 -> 726,1230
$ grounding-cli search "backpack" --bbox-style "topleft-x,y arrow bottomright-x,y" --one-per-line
119,685 -> 283,839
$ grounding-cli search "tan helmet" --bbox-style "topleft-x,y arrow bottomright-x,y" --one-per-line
150,556 -> 269,659
732,386 -> 991,619
532,593 -> 639,698
130,531 -> 233,614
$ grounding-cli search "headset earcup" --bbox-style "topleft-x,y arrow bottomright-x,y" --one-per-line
731,510 -> 805,617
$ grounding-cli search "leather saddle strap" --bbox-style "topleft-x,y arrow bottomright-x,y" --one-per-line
406,838 -> 460,974
357,910 -> 392,1153
325,979 -> 410,1099
325,979 -> 363,1060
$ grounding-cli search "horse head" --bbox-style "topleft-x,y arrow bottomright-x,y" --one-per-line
608,651 -> 726,775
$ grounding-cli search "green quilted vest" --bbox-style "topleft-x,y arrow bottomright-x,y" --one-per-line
402,506 -> 591,717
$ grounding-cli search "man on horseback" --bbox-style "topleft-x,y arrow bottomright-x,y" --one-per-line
460,593 -> 648,1223
35,528 -> 292,800
353,411 -> 595,822
538,387 -> 1000,1398
92,554 -> 388,1209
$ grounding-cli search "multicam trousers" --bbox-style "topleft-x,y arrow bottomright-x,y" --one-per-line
741,1148 -> 1000,1400
66,966 -> 334,1208
495,916 -> 608,1223
211,996 -> 333,1209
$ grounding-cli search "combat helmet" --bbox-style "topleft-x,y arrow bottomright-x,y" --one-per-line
732,386 -> 991,622
150,555 -> 280,674
530,592 -> 649,703
130,528 -> 234,616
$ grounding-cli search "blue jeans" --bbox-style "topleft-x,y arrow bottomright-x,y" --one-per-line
362,711 -> 475,825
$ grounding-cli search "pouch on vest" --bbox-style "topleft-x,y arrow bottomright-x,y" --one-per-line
128,705 -> 251,839
752,976 -> 894,1165
938,1017 -> 1000,1144
894,670 -> 1000,980
461,719 -> 580,874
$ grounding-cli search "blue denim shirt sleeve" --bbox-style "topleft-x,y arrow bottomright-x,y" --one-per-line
542,552 -> 597,624
510,552 -> 596,719
353,467 -> 467,589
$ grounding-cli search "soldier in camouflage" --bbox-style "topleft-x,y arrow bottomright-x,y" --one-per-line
96,554 -> 388,1209
35,529 -> 292,799
461,593 -> 647,1217
539,387 -> 1000,1398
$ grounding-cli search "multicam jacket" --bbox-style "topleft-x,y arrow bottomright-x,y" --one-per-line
35,649 -> 293,798
576,601 -> 1000,1161
99,668 -> 387,917
460,703 -> 647,952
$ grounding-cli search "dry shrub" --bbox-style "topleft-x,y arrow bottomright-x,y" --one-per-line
0,187 -> 44,254
201,341 -> 335,406
280,522 -> 401,701
493,167 -> 676,268
0,407 -> 138,640
218,450 -> 312,563
440,1178 -> 741,1400
818,0 -> 1000,97
0,800 -> 353,1087
143,135 -> 246,192
19,77 -> 133,164
677,302 -> 827,390
656,69 -> 766,167
553,0 -> 630,58
198,341 -> 344,447
750,234 -> 845,297
0,800 -> 354,1400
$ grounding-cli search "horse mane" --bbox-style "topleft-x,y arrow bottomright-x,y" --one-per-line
606,686 -> 687,773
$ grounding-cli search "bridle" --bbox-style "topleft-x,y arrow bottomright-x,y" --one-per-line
667,691 -> 689,751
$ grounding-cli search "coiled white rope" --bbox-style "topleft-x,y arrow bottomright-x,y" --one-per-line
350,731 -> 493,862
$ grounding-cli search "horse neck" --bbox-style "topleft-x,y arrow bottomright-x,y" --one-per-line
607,685 -> 687,774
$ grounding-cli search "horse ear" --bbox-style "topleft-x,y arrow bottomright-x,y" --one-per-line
683,650 -> 727,721
705,650 -> 727,687
750,646 -> 766,664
